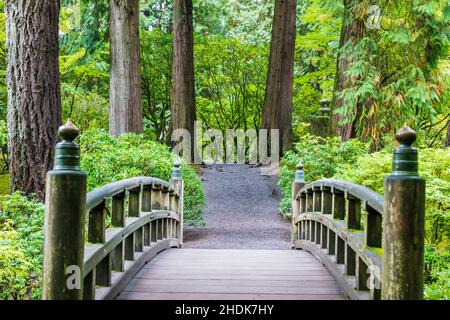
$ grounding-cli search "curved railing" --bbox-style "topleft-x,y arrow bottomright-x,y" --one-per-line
292,178 -> 383,300
41,120 -> 185,300
82,176 -> 183,300
290,125 -> 427,300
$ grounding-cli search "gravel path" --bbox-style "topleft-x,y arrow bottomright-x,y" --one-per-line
183,164 -> 291,249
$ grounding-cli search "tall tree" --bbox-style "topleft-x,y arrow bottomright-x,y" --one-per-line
109,0 -> 143,135
261,0 -> 296,155
172,0 -> 196,161
331,0 -> 367,141
446,121 -> 450,147
5,0 -> 62,199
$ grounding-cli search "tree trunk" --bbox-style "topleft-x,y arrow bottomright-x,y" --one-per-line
446,120 -> 450,147
5,0 -> 62,200
261,0 -> 296,155
109,0 -> 143,135
172,0 -> 196,162
331,0 -> 366,140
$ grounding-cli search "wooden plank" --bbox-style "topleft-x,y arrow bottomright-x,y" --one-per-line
117,292 -> 348,300
135,270 -> 334,278
126,278 -> 339,288
115,248 -> 347,300
121,284 -> 343,295
134,273 -> 335,281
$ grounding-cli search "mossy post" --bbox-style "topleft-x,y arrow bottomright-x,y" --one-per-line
382,126 -> 425,300
292,164 -> 305,247
170,161 -> 184,246
42,119 -> 87,300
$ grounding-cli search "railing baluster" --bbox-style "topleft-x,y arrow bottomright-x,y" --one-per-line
124,234 -> 135,260
336,236 -> 345,264
332,187 -> 345,220
321,186 -> 332,214
306,189 -> 313,212
88,200 -> 106,243
111,243 -> 124,272
306,220 -> 313,241
313,186 -> 322,212
356,258 -> 369,291
95,254 -> 112,287
128,186 -> 141,217
365,205 -> 382,248
346,192 -> 361,230
111,191 -> 125,227
321,225 -> 327,249
151,220 -> 157,242
345,245 -> 356,276
315,222 -> 321,245
141,185 -> 152,212
162,185 -> 170,210
311,221 -> 316,242
327,229 -> 336,255
300,192 -> 306,214
151,182 -> 162,209
157,219 -> 163,240
83,271 -> 96,300
143,223 -> 151,246
134,228 -> 144,252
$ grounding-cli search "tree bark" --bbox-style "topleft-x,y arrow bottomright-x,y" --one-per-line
261,0 -> 296,155
172,0 -> 196,162
331,0 -> 366,140
5,0 -> 62,199
109,0 -> 143,135
446,120 -> 450,147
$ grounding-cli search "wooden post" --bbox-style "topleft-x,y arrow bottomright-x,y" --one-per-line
170,161 -> 184,246
42,120 -> 87,300
292,164 -> 305,247
382,126 -> 425,300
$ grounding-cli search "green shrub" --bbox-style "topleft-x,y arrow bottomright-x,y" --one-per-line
334,148 -> 450,247
0,192 -> 44,299
79,129 -> 205,225
425,268 -> 450,300
278,134 -> 368,215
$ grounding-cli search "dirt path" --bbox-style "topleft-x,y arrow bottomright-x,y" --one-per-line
183,164 -> 291,249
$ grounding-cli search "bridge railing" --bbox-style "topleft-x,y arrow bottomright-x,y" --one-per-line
41,120 -> 184,300
291,126 -> 425,300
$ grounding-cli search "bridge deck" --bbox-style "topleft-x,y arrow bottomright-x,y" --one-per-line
117,248 -> 347,300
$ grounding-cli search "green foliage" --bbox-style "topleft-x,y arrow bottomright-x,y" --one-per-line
334,148 -> 450,246
293,0 -> 341,133
79,130 -> 205,225
334,0 -> 450,148
424,245 -> 450,299
0,173 -> 9,195
0,192 -> 45,299
140,29 -> 173,142
195,36 -> 268,131
278,135 -> 368,215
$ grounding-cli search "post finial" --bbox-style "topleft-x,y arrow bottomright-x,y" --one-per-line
54,119 -> 81,171
392,125 -> 418,176
295,163 -> 305,183
395,125 -> 416,147
172,160 -> 182,180
58,118 -> 79,142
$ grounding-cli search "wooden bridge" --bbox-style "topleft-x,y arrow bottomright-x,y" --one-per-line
41,121 -> 425,300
